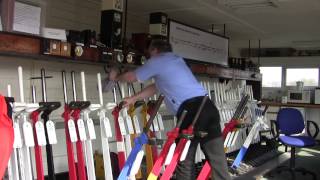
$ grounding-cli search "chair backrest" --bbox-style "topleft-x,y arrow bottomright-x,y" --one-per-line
276,108 -> 305,135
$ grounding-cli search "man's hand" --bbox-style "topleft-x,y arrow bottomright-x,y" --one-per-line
109,68 -> 119,81
123,96 -> 137,107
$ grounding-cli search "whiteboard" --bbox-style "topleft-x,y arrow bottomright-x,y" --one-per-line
169,20 -> 228,66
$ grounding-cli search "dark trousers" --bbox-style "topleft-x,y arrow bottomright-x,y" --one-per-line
175,96 -> 231,180
175,136 -> 231,180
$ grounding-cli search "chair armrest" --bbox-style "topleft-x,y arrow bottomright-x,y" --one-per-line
270,120 -> 279,138
307,120 -> 319,139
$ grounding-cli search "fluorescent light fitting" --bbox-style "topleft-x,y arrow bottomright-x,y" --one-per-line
219,0 -> 278,9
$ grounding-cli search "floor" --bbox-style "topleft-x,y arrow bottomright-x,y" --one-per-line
234,145 -> 320,180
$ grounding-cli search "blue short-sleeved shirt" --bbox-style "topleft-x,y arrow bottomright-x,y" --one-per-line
135,52 -> 207,114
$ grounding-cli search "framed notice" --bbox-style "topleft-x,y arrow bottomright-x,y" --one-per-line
169,20 -> 229,66
13,1 -> 41,35
0,16 -> 2,31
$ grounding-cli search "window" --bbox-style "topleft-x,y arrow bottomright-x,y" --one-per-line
260,67 -> 282,87
286,68 -> 319,86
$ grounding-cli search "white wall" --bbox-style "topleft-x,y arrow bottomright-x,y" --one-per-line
228,39 -> 262,58
125,12 -> 149,38
18,0 -> 148,39
45,0 -> 102,32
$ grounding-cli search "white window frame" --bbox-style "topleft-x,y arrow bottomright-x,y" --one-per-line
260,66 -> 283,89
284,67 -> 320,88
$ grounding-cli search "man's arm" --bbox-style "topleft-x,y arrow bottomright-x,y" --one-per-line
116,71 -> 137,83
123,84 -> 157,106
109,68 -> 137,83
133,84 -> 157,101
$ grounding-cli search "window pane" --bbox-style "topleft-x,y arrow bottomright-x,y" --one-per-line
260,67 -> 282,87
286,68 -> 319,86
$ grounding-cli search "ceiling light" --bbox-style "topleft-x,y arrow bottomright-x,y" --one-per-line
218,0 -> 278,10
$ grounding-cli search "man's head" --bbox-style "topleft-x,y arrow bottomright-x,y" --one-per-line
148,39 -> 172,57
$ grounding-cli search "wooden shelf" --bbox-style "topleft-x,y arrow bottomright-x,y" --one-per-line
0,50 -> 103,65
0,31 -> 140,68
261,101 -> 320,109
188,62 -> 262,81
0,31 -> 262,81
0,50 -> 141,69
0,49 -> 262,81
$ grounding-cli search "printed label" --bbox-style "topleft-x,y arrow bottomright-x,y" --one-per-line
87,118 -> 96,140
68,119 -> 78,142
118,116 -> 127,135
103,117 -> 113,138
35,121 -> 46,146
116,142 -> 125,152
157,114 -> 164,131
13,122 -> 22,148
132,115 -> 141,134
153,117 -> 159,132
77,119 -> 87,141
125,116 -> 135,134
23,121 -> 35,147
46,120 -> 57,144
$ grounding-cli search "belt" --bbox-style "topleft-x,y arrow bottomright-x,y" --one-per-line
176,96 -> 205,116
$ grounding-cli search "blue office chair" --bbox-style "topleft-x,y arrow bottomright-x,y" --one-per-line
271,108 -> 319,180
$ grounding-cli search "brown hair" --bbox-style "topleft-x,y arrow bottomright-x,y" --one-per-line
148,39 -> 172,53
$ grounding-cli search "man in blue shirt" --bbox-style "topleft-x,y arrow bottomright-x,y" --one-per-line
110,39 -> 231,180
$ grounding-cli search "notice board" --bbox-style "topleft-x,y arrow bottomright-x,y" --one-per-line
169,20 -> 229,66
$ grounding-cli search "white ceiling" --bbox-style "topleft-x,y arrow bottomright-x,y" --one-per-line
127,0 -> 320,48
